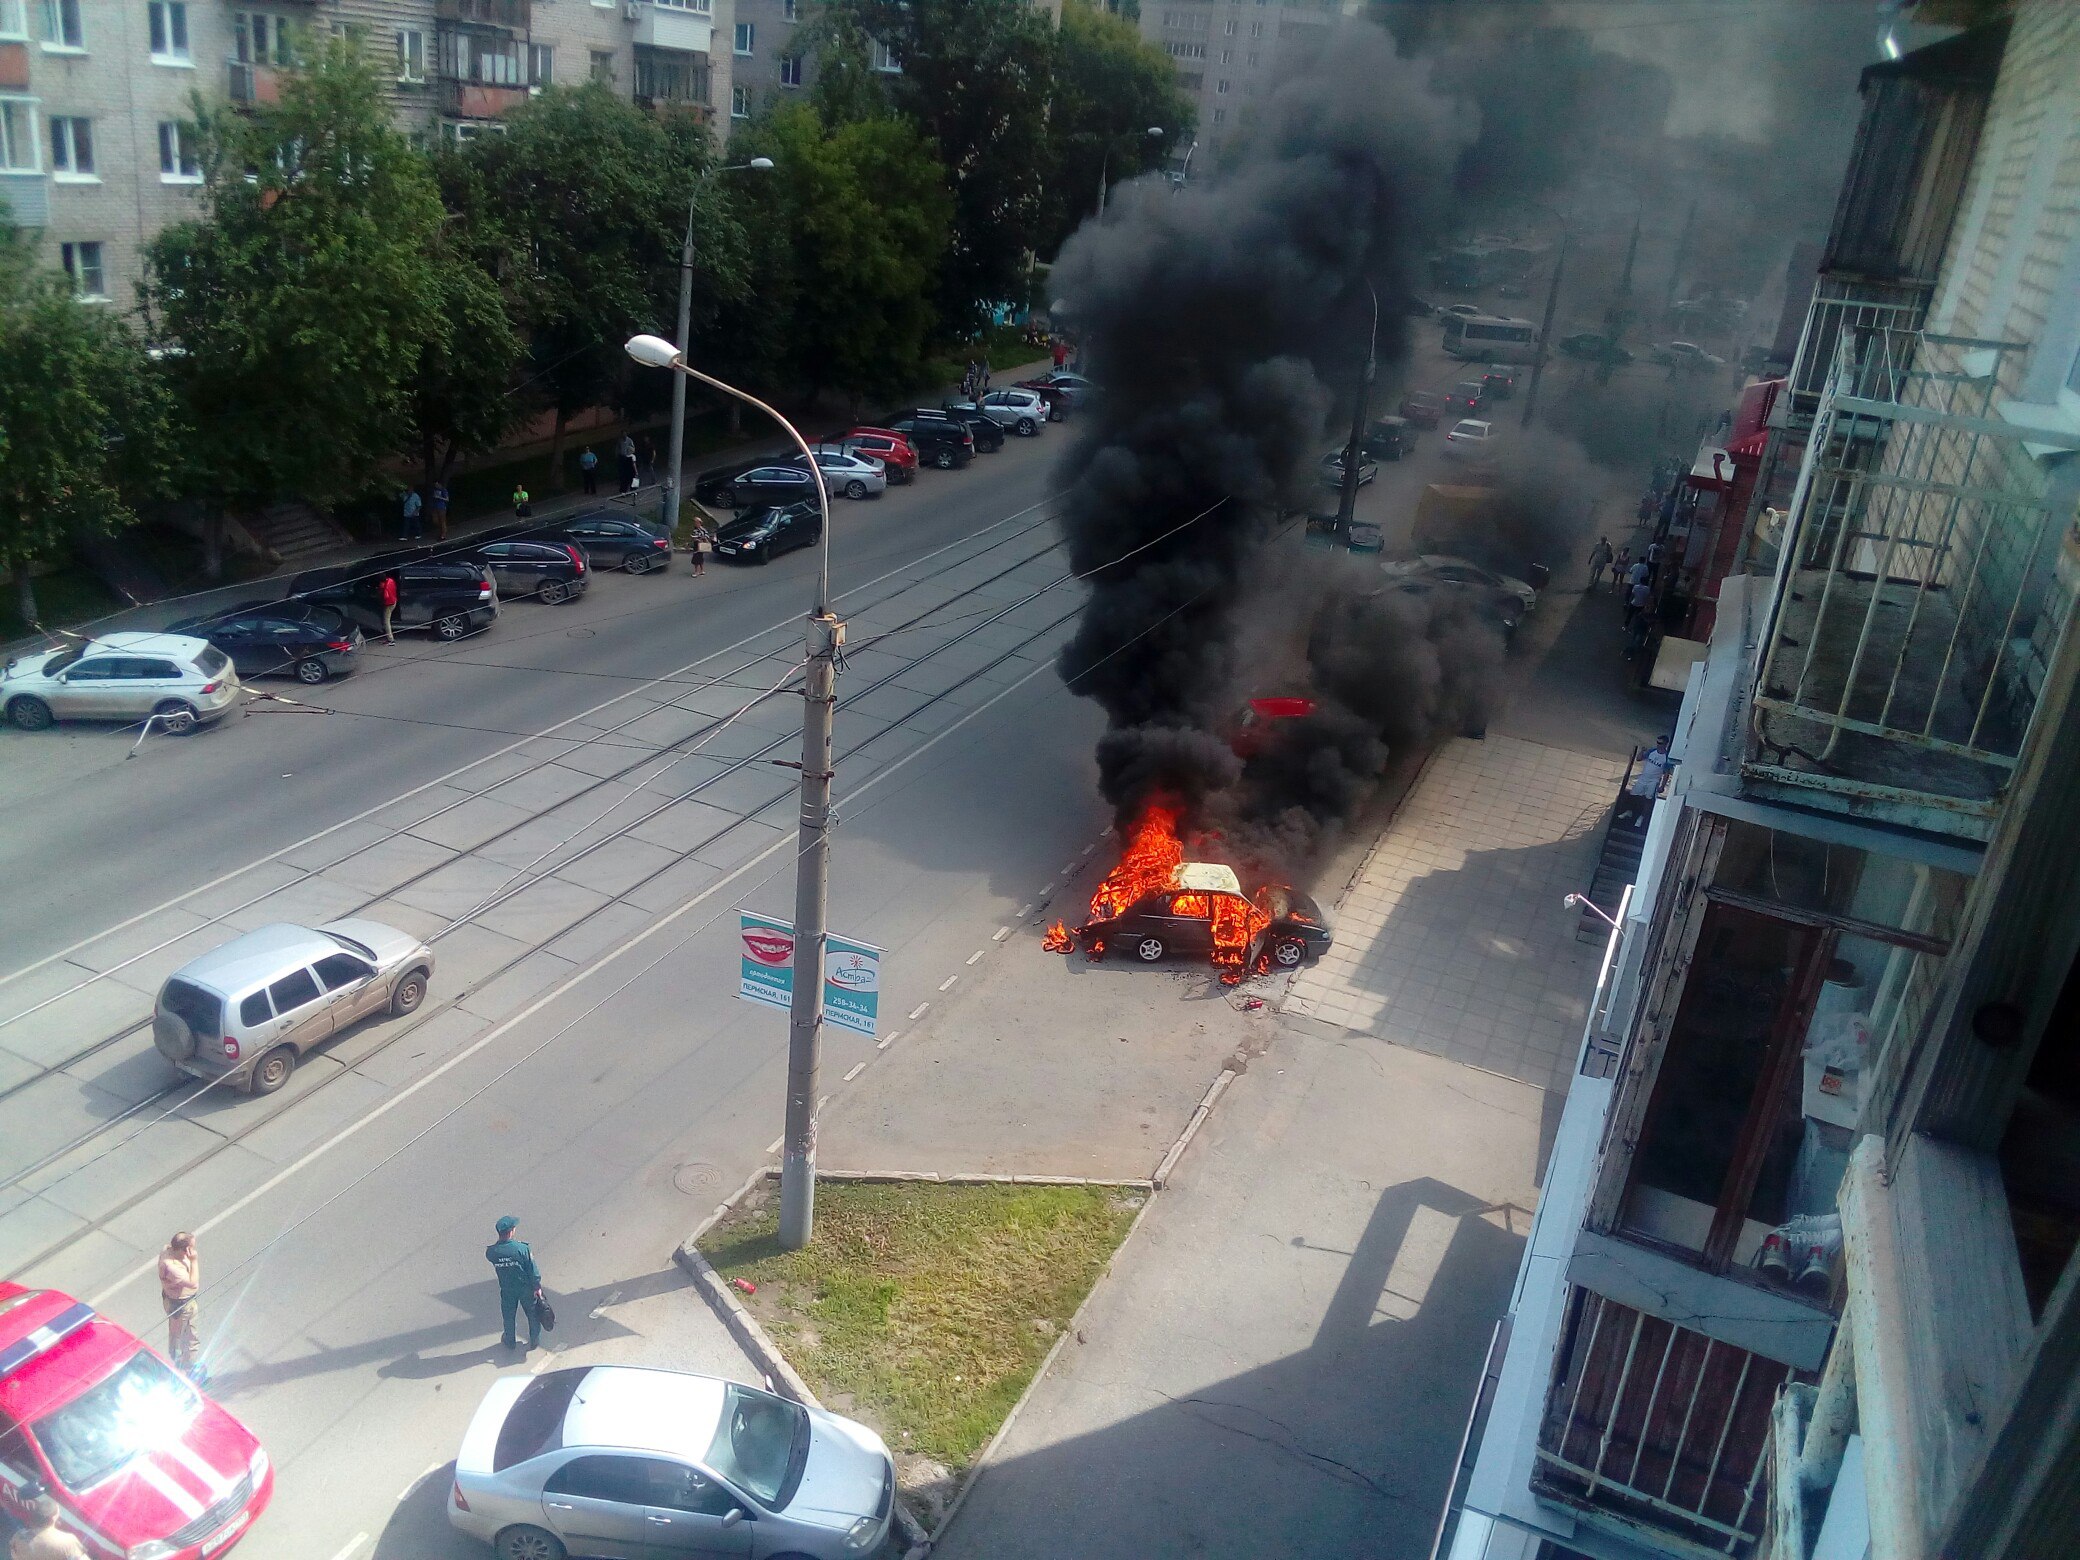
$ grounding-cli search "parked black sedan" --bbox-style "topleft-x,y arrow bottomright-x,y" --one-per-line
713,501 -> 823,564
722,463 -> 822,507
166,601 -> 364,685
692,458 -> 770,508
552,513 -> 674,573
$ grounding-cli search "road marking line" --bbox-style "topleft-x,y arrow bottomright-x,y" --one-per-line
766,1136 -> 783,1155
589,1289 -> 622,1320
908,1003 -> 930,1020
992,927 -> 1011,942
843,1062 -> 867,1083
529,1346 -> 562,1374
966,949 -> 984,965
1040,882 -> 1056,895
326,1533 -> 369,1560
938,975 -> 958,992
88,655 -> 1064,1312
1015,903 -> 1032,918
817,1094 -> 830,1111
1058,861 -> 1076,875
876,1030 -> 899,1050
1081,844 -> 1096,857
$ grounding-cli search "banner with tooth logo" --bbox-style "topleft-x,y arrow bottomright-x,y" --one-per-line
738,914 -> 881,1036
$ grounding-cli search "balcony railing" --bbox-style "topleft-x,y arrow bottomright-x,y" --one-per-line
436,78 -> 530,118
1744,328 -> 2080,841
435,0 -> 530,29
228,59 -> 284,106
1784,277 -> 1931,420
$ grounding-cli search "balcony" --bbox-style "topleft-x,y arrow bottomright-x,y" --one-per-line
435,0 -> 530,30
0,169 -> 48,228
1744,329 -> 2080,841
436,78 -> 529,119
634,3 -> 713,55
633,45 -> 710,111
228,59 -> 285,106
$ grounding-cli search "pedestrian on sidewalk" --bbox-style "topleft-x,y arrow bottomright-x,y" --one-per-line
158,1231 -> 201,1380
378,572 -> 399,644
1052,337 -> 1069,371
512,483 -> 532,519
1626,576 -> 1652,631
1627,553 -> 1651,592
618,433 -> 638,492
688,519 -> 712,577
580,447 -> 600,495
486,1215 -> 546,1352
432,481 -> 450,542
9,1493 -> 90,1560
1587,536 -> 1614,591
400,486 -> 423,541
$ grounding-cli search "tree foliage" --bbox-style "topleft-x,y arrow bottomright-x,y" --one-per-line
727,101 -> 952,404
142,35 -> 446,534
0,230 -> 173,621
1041,0 -> 1194,257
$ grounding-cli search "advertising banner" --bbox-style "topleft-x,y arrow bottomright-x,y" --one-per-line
738,915 -> 881,1037
738,913 -> 795,1013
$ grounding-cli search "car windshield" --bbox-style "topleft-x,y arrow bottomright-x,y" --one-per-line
705,1384 -> 808,1507
322,929 -> 378,961
33,1350 -> 199,1491
38,647 -> 85,677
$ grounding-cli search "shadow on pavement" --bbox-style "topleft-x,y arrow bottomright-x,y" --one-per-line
373,1457 -> 461,1560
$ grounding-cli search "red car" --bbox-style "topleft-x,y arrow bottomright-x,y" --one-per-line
1229,696 -> 1318,758
1399,390 -> 1448,429
0,1283 -> 272,1559
836,428 -> 918,484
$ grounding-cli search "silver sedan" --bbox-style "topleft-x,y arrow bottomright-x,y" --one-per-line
450,1365 -> 896,1560
801,449 -> 888,500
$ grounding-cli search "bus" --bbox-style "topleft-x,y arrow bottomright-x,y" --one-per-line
1442,313 -> 1540,363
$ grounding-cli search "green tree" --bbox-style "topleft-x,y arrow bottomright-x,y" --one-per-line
0,229 -> 174,623
462,88 -> 746,487
142,36 -> 447,574
818,0 -> 1055,335
728,101 -> 952,405
1042,1 -> 1192,256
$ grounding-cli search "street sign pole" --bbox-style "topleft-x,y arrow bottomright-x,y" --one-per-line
779,607 -> 839,1250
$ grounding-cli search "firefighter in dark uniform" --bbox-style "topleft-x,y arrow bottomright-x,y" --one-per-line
486,1215 -> 545,1352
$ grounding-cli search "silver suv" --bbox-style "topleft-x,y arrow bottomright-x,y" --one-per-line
154,919 -> 435,1095
2,632 -> 241,732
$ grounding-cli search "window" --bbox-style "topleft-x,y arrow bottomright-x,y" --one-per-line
1247,50 -> 1259,66
782,0 -> 797,18
59,240 -> 104,298
869,37 -> 899,73
268,967 -> 321,1015
646,1461 -> 738,1516
779,53 -> 801,87
313,953 -> 374,991
590,47 -> 616,84
1164,40 -> 1204,58
1222,16 -> 1235,33
528,42 -> 550,85
147,0 -> 188,61
730,82 -> 748,117
1249,19 -> 1263,36
440,30 -> 522,85
239,991 -> 272,1027
0,98 -> 39,171
1219,48 -> 1231,63
733,21 -> 752,54
1177,71 -> 1202,90
0,1 -> 25,40
47,115 -> 92,177
157,120 -> 200,181
38,0 -> 81,49
655,0 -> 713,10
233,13 -> 294,67
1212,106 -> 1225,124
1216,78 -> 1229,94
396,27 -> 424,81
545,1456 -> 652,1505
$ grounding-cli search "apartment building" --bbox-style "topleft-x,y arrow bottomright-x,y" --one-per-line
1437,4 -> 2080,1559
0,0 -> 737,310
1139,0 -> 1341,160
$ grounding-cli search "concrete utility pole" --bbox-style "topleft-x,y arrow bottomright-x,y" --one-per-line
1337,283 -> 1379,532
623,332 -> 835,1251
662,160 -> 772,537
1665,200 -> 1698,313
1520,232 -> 1569,430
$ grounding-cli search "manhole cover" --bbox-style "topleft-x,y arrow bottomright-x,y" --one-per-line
672,1161 -> 722,1196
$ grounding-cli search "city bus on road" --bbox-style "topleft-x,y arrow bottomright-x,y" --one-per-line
1442,313 -> 1540,363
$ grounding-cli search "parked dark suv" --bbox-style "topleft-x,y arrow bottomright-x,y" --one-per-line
552,513 -> 674,573
692,458 -> 771,508
166,601 -> 364,684
469,539 -> 588,604
881,413 -> 974,470
933,404 -> 1007,452
289,556 -> 498,641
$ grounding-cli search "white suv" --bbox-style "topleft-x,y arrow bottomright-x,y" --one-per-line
959,388 -> 1051,436
1,631 -> 242,732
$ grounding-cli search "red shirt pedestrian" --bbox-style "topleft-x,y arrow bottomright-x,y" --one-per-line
1052,340 -> 1068,370
379,573 -> 399,645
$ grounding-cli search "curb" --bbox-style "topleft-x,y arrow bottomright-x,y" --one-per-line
1153,1067 -> 1236,1188
796,1169 -> 1155,1191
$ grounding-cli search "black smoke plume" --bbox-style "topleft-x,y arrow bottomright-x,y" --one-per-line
1050,27 -> 1500,875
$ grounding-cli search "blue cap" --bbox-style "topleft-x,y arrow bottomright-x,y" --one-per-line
495,1216 -> 519,1236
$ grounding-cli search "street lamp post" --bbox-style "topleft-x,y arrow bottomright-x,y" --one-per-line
1336,282 -> 1379,533
662,158 -> 773,538
628,332 -> 837,1251
1097,126 -> 1164,215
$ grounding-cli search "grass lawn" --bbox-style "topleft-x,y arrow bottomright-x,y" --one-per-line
700,1180 -> 1145,1470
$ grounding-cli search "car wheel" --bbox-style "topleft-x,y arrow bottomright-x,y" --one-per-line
247,1045 -> 295,1096
1049,404 -> 1064,422
845,479 -> 867,500
1017,417 -> 1038,436
434,613 -> 469,641
293,656 -> 329,685
391,969 -> 429,1017
1134,936 -> 1166,963
494,1527 -> 567,1560
152,699 -> 199,734
1272,938 -> 1307,969
538,580 -> 571,605
934,449 -> 956,470
6,696 -> 53,732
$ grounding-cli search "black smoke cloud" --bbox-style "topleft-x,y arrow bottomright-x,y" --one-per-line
1050,26 -> 1503,876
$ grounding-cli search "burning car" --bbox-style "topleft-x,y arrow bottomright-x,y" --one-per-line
1043,806 -> 1333,978
1228,696 -> 1318,759
0,1282 -> 273,1558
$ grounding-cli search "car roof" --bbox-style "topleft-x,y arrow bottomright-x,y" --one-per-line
0,1283 -> 140,1424
1452,420 -> 1491,435
85,631 -> 210,659
169,923 -> 341,997
1174,862 -> 1245,895
562,1366 -> 727,1463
